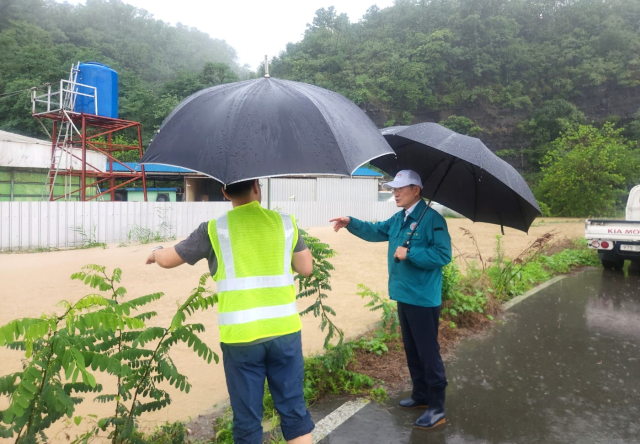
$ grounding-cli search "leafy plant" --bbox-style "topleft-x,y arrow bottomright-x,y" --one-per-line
369,387 -> 388,403
0,300 -> 103,441
441,263 -> 487,322
439,115 -> 483,136
354,332 -> 392,356
210,407 -> 234,443
296,230 -> 343,348
303,345 -> 374,403
0,265 -> 217,443
536,123 -> 640,217
356,284 -> 398,332
138,421 -> 190,444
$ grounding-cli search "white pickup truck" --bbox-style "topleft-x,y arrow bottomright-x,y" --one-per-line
585,185 -> 640,270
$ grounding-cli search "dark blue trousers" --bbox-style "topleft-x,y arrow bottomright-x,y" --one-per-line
398,301 -> 448,402
221,331 -> 314,444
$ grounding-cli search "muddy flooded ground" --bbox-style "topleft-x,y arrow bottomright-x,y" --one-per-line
0,218 -> 585,441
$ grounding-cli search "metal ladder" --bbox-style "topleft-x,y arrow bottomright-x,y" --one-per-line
42,121 -> 74,201
42,64 -> 81,201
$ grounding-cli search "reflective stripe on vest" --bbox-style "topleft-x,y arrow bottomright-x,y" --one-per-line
218,301 -> 298,326
216,212 -> 295,324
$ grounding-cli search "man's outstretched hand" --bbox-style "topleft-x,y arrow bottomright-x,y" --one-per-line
329,217 -> 351,232
146,252 -> 156,265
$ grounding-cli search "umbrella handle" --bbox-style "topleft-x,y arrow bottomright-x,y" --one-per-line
394,200 -> 431,264
394,240 -> 411,263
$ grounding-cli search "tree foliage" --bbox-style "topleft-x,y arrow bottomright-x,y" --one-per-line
270,0 -> 640,167
517,98 -> 586,168
536,123 -> 640,217
439,115 -> 482,136
0,0 -> 248,144
273,0 -> 640,116
297,230 -> 343,348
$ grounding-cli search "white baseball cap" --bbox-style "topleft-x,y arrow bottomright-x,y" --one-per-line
382,170 -> 423,190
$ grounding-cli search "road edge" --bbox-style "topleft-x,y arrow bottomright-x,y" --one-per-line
502,275 -> 566,311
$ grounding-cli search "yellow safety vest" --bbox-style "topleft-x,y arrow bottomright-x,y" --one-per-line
208,201 -> 302,344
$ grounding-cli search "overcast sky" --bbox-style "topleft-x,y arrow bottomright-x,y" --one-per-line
61,0 -> 396,69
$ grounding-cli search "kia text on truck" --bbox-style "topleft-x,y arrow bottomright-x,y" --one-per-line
585,185 -> 640,270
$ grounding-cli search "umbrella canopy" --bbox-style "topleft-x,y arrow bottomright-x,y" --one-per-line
140,77 -> 393,184
371,122 -> 541,233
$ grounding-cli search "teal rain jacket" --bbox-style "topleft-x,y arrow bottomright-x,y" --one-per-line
347,199 -> 452,307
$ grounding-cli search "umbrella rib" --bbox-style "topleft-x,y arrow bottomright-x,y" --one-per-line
455,161 -> 479,222
426,155 -> 452,201
225,80 -> 262,183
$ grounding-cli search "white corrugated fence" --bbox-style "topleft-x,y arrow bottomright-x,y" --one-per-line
0,201 -> 400,251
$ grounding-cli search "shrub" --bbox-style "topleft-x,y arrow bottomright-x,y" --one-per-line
0,266 -> 216,443
536,123 -> 640,217
441,263 -> 486,321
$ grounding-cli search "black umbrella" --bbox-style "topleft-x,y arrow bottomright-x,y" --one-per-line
140,77 -> 393,184
371,122 -> 541,233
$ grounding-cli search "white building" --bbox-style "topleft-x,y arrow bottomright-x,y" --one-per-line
0,130 -> 107,201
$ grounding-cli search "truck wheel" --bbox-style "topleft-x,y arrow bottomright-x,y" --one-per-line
602,258 -> 624,271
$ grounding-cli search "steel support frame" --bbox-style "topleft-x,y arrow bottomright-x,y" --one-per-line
40,112 -> 148,202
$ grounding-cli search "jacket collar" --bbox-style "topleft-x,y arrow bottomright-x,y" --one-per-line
405,198 -> 427,223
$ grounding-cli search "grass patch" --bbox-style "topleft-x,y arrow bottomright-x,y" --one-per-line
72,225 -> 107,249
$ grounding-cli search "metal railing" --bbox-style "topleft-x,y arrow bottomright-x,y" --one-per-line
31,79 -> 98,116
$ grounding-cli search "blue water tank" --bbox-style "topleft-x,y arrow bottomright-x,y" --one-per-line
74,62 -> 118,118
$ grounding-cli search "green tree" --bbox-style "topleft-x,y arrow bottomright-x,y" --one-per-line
0,0 -> 244,140
439,115 -> 482,136
518,98 -> 586,169
199,62 -> 239,86
270,0 -> 640,163
627,108 -> 640,144
536,122 -> 640,217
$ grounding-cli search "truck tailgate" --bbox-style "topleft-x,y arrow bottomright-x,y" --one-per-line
586,219 -> 640,240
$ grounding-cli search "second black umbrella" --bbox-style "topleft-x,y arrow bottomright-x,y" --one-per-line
372,122 -> 541,233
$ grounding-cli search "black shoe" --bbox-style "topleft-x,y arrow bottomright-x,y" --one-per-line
398,398 -> 428,409
414,389 -> 446,429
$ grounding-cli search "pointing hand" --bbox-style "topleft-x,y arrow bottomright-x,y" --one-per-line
329,217 -> 351,232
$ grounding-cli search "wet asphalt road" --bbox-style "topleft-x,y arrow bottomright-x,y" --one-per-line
314,267 -> 640,444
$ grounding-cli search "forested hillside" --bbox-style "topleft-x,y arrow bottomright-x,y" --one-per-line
1,0 -> 639,215
271,0 -> 640,170
0,0 -> 250,142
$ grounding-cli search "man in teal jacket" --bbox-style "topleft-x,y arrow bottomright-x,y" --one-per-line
330,170 -> 451,429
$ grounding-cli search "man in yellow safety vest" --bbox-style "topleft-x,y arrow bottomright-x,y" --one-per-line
146,179 -> 314,444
